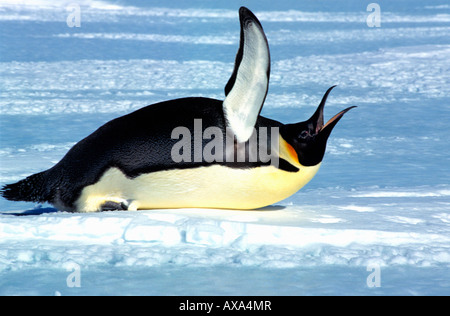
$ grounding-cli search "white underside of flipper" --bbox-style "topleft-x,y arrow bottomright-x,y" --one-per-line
223,7 -> 270,143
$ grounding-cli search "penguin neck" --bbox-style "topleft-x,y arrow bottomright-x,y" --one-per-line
278,134 -> 322,182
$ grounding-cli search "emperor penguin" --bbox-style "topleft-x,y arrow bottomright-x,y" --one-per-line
1,7 -> 355,213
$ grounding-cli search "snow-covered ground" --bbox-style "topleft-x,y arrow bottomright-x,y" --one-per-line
0,0 -> 449,295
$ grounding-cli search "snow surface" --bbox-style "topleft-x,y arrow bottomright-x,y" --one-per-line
0,0 -> 449,295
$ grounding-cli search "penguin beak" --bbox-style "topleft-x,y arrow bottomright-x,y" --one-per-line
309,85 -> 356,139
320,106 -> 357,134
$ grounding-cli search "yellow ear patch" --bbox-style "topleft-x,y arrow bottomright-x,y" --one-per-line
278,136 -> 300,167
286,141 -> 299,164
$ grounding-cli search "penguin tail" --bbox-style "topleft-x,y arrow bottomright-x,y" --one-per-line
1,171 -> 53,203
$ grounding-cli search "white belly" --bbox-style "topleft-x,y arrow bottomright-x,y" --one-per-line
75,164 -> 321,213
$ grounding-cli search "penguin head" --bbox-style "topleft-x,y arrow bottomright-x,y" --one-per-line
281,86 -> 356,167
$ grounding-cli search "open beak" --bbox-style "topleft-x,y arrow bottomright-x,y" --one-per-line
309,85 -> 356,138
321,106 -> 357,132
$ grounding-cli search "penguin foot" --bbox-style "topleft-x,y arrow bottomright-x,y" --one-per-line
100,200 -> 129,212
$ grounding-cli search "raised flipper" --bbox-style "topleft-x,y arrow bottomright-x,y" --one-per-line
223,7 -> 270,143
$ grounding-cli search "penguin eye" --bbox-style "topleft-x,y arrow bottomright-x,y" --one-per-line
299,130 -> 310,139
